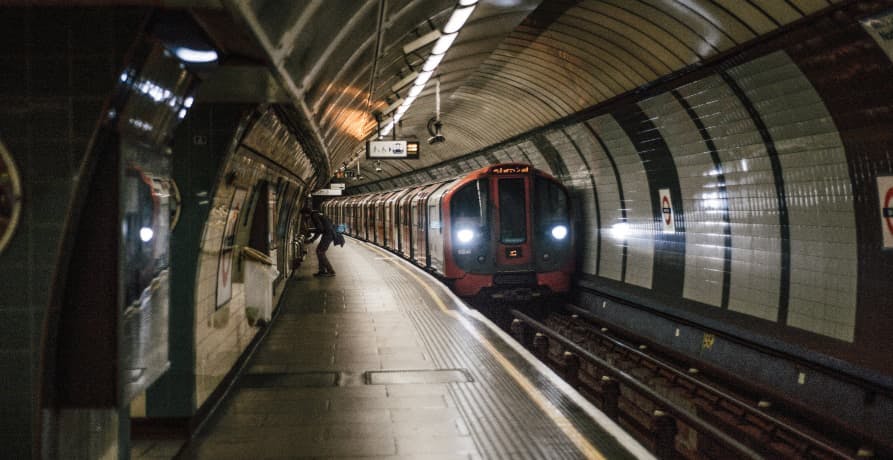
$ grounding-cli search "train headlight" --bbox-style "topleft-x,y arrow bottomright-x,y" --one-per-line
457,228 -> 475,243
551,225 -> 568,240
140,227 -> 154,242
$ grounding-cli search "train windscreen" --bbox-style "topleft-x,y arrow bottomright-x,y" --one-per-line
450,179 -> 489,241
498,178 -> 526,244
534,176 -> 569,238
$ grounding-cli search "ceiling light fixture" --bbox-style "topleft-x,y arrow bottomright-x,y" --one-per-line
381,1 -> 476,137
414,70 -> 434,87
431,33 -> 458,55
422,53 -> 445,72
173,47 -> 218,63
443,6 -> 475,34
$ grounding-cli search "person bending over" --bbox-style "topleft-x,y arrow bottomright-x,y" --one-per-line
302,208 -> 337,276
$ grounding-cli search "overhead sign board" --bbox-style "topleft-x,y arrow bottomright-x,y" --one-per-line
330,182 -> 346,190
313,188 -> 342,196
490,165 -> 530,175
366,140 -> 419,159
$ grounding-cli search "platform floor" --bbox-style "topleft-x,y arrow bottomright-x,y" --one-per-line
179,238 -> 650,459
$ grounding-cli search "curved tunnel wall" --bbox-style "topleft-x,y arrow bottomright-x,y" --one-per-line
355,4 -> 893,380
188,106 -> 317,408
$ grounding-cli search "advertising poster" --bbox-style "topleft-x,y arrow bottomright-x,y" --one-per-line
216,188 -> 248,308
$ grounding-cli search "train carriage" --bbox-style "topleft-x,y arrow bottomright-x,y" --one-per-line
325,164 -> 573,299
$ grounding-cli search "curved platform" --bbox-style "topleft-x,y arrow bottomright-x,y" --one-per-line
180,238 -> 651,459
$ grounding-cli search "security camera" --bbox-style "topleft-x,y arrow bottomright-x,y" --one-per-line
427,118 -> 445,145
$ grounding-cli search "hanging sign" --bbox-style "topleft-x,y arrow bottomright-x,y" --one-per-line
878,176 -> 893,249
366,140 -> 419,159
659,188 -> 675,233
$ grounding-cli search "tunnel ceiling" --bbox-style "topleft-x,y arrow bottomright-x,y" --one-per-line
199,0 -> 842,187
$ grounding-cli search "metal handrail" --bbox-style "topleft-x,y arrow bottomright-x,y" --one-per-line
511,309 -> 764,459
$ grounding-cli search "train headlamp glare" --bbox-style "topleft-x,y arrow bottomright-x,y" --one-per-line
457,228 -> 474,243
551,225 -> 568,240
140,227 -> 154,242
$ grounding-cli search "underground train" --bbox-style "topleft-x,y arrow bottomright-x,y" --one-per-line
321,163 -> 574,299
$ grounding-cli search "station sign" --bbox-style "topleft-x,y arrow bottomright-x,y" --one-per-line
313,188 -> 342,196
659,188 -> 675,233
878,176 -> 893,249
330,183 -> 346,190
366,139 -> 419,159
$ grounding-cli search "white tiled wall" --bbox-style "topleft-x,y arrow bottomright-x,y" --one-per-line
545,129 -> 600,275
638,92 -> 725,307
575,120 -> 624,281
493,148 -> 513,163
194,175 -> 261,407
518,140 -> 552,176
730,52 -> 857,341
680,74 -> 782,321
588,115 -> 654,289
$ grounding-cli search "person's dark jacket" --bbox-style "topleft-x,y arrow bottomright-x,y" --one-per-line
307,211 -> 344,246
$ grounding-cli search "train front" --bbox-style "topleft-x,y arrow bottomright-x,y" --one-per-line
445,164 -> 574,300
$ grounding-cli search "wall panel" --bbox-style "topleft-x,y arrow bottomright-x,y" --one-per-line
588,115 -> 654,289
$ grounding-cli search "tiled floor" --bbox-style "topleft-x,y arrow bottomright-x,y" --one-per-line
178,239 -> 648,459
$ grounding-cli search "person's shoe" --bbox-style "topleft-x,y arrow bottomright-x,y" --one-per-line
320,272 -> 335,277
312,272 -> 327,277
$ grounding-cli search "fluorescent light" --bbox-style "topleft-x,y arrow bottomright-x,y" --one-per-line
459,0 -> 478,5
391,71 -> 419,92
443,5 -> 476,34
396,105 -> 409,116
422,53 -> 445,72
173,47 -> 218,63
403,95 -> 418,106
432,33 -> 458,55
407,84 -> 423,98
414,70 -> 433,87
402,29 -> 442,55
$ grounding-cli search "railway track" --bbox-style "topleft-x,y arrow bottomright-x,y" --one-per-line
501,304 -> 874,459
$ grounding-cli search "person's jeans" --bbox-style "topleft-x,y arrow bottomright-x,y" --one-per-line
316,235 -> 334,273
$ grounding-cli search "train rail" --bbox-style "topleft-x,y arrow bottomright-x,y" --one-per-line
508,308 -> 863,459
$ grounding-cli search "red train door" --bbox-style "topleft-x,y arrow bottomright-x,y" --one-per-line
493,173 -> 532,268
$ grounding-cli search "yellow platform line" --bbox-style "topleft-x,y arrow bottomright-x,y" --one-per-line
362,243 -> 605,459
